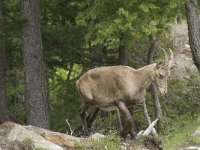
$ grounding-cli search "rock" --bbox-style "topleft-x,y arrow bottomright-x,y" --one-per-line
0,122 -> 110,149
177,126 -> 200,150
26,124 -> 83,147
171,23 -> 188,49
131,144 -> 149,150
143,136 -> 163,150
0,140 -> 33,150
0,122 -> 15,137
44,131 -> 82,148
1,122 -> 158,150
181,146 -> 200,150
170,23 -> 198,78
121,141 -> 149,150
7,124 -> 64,150
25,125 -> 49,136
0,122 -> 109,149
88,133 -> 106,140
192,127 -> 200,136
171,53 -> 197,78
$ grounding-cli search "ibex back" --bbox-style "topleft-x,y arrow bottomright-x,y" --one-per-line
76,49 -> 173,139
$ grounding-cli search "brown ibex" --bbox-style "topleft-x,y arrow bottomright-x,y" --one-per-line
76,49 -> 173,139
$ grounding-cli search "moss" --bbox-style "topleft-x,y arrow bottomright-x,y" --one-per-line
0,136 -> 6,142
22,138 -> 35,149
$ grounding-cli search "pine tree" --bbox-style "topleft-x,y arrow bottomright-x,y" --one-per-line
20,0 -> 49,129
0,2 -> 10,124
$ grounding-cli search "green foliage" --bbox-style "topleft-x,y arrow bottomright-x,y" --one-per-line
4,1 -> 200,150
9,102 -> 27,123
49,67 -> 81,132
76,136 -> 121,150
89,136 -> 120,150
6,69 -> 26,123
23,138 -> 34,148
92,113 -> 119,135
159,73 -> 200,149
139,3 -> 159,13
187,136 -> 200,145
162,116 -> 200,149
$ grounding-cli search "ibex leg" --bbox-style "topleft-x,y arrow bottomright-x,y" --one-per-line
128,106 -> 136,137
86,107 -> 100,132
116,109 -> 122,130
143,100 -> 157,135
117,102 -> 136,139
79,102 -> 90,135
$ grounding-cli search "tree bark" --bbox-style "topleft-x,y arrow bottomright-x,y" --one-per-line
147,36 -> 163,120
151,84 -> 163,120
119,45 -> 127,65
118,35 -> 127,65
20,0 -> 49,129
176,2 -> 182,24
0,3 -> 10,124
186,0 -> 200,72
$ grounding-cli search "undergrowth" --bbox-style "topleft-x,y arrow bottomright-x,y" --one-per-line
160,73 -> 200,149
9,69 -> 200,149
75,136 -> 121,150
162,116 -> 200,149
48,72 -> 200,149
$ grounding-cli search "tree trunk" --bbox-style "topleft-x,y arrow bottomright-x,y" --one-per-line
186,0 -> 200,72
119,45 -> 127,65
118,35 -> 127,65
151,84 -> 163,120
20,0 -> 49,129
0,3 -> 10,124
147,36 -> 163,120
176,2 -> 182,24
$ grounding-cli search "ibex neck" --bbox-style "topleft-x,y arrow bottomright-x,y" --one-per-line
135,63 -> 156,90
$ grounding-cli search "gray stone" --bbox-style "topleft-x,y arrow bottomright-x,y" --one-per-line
192,127 -> 200,136
88,133 -> 106,140
170,23 -> 198,78
181,146 -> 200,150
0,140 -> 33,150
7,125 -> 64,150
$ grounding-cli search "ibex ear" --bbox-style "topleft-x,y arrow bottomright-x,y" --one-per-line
156,62 -> 163,69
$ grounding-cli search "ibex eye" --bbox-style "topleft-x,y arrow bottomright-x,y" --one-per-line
159,74 -> 164,79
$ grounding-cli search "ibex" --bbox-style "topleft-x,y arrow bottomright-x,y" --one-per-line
76,49 -> 173,139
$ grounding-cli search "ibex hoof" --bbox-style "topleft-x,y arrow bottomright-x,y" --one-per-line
120,131 -> 128,140
130,134 -> 136,140
130,131 -> 137,139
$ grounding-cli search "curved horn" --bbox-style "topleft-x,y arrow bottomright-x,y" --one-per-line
161,48 -> 168,61
168,48 -> 173,68
168,48 -> 173,60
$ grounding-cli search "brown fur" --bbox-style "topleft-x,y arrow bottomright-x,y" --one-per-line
77,65 -> 156,107
77,49 -> 173,139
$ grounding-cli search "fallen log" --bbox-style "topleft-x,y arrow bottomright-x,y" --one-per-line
137,118 -> 159,136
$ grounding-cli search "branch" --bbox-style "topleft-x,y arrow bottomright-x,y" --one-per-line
66,119 -> 74,136
64,45 -> 117,64
137,118 -> 159,136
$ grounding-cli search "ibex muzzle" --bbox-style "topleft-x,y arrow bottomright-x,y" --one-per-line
76,48 -> 173,139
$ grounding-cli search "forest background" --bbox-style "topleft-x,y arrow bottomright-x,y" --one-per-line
0,0 -> 200,149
